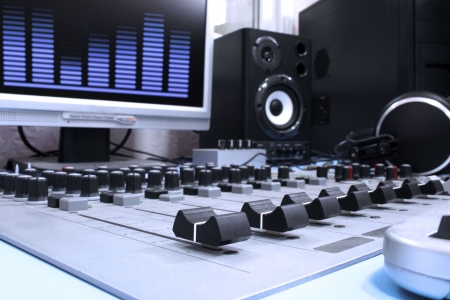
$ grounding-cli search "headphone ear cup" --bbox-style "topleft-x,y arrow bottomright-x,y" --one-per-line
375,91 -> 450,175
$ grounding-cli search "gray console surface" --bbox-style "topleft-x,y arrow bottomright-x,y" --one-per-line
0,179 -> 447,299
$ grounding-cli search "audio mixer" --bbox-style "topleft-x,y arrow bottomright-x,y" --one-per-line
0,163 -> 448,299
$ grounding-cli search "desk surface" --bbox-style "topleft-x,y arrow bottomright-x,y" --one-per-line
0,239 -> 426,299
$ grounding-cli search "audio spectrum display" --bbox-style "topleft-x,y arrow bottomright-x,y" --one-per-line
0,0 -> 207,107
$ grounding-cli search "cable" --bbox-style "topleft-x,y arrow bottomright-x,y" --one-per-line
241,152 -> 278,166
110,142 -> 180,164
17,126 -> 50,157
110,129 -> 132,154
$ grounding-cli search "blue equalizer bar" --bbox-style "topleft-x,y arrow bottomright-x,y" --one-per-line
1,4 -> 191,98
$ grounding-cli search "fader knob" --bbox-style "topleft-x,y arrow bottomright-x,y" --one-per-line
400,164 -> 412,178
66,173 -> 82,195
125,173 -> 142,194
28,177 -> 48,201
351,163 -> 360,180
23,168 -> 37,177
255,168 -> 266,181
80,175 -> 99,197
195,165 -> 206,181
3,174 -> 20,198
239,166 -> 249,181
41,170 -> 54,190
360,165 -> 370,179
62,166 -> 75,174
316,166 -> 328,178
109,171 -> 125,191
374,163 -> 385,177
53,172 -> 67,192
385,166 -> 397,181
164,171 -> 180,191
228,168 -> 241,184
180,168 -> 195,186
198,170 -> 212,187
14,175 -> 32,199
211,167 -> 223,184
96,170 -> 109,190
147,170 -> 162,189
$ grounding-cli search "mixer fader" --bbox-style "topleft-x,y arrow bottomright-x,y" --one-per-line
0,162 -> 448,299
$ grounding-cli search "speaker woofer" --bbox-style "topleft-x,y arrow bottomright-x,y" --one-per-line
255,74 -> 305,139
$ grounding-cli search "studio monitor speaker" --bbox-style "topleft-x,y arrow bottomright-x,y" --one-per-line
200,28 -> 311,161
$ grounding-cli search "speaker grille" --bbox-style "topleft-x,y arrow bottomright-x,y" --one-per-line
0,111 -> 59,123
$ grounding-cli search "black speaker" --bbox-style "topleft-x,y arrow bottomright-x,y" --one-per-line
200,28 -> 311,162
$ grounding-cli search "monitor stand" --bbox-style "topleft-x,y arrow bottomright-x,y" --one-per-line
6,127 -> 175,173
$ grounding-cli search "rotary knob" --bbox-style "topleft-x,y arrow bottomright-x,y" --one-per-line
14,175 -> 32,199
133,168 -> 146,187
400,164 -> 412,178
351,163 -> 360,180
125,173 -> 142,194
23,168 -> 37,177
180,168 -> 195,186
164,171 -> 180,191
52,172 -> 67,193
66,173 -> 82,195
246,165 -> 255,178
374,163 -> 385,177
195,165 -> 206,181
147,170 -> 162,189
198,170 -> 213,187
254,168 -> 266,181
228,168 -> 241,184
221,165 -> 231,180
109,171 -> 125,191
239,166 -> 249,181
41,170 -> 54,190
262,165 -> 272,180
0,172 -> 8,194
62,166 -> 75,174
342,166 -> 352,181
360,164 -> 371,179
96,170 -> 110,190
278,166 -> 290,180
119,167 -> 131,176
82,169 -> 96,176
28,177 -> 48,202
334,164 -> 343,182
211,167 -> 223,184
80,175 -> 99,197
316,166 -> 328,178
385,165 -> 397,181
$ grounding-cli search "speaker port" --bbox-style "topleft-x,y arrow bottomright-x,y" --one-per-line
296,62 -> 308,77
296,41 -> 307,56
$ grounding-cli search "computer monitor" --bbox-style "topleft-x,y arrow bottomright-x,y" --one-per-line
0,0 -> 213,170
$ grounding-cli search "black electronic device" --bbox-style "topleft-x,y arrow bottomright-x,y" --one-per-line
199,28 -> 311,163
339,91 -> 450,175
300,0 -> 450,153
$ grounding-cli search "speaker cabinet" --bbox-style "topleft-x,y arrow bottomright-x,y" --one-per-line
200,28 -> 311,161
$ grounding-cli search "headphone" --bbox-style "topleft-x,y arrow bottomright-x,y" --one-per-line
337,91 -> 450,175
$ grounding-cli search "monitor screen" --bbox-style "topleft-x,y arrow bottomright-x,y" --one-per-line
0,0 -> 212,130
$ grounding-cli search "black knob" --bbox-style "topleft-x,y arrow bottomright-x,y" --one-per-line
41,170 -> 54,189
195,165 -> 206,181
180,168 -> 195,185
82,169 -> 96,176
133,168 -> 146,186
211,167 -> 223,184
235,139 -> 243,149
205,163 -> 215,170
316,166 -> 328,178
164,171 -> 180,191
96,170 -> 109,189
128,164 -> 139,171
218,139 -> 226,149
182,162 -> 193,167
334,164 -> 343,182
228,168 -> 241,184
109,171 -> 125,191
278,166 -> 290,180
255,168 -> 266,181
246,165 -> 255,178
0,172 -> 8,193
360,165 -> 371,179
385,166 -> 396,181
28,177 -> 48,201
62,166 -> 75,174
239,166 -> 249,181
374,163 -> 385,177
263,165 -> 272,180
53,172 -> 67,192
125,173 -> 142,193
151,166 -> 163,173
244,140 -> 252,149
226,139 -> 235,149
166,167 -> 178,173
351,163 -> 360,180
66,173 -> 82,195
400,164 -> 412,178
23,168 -> 37,177
342,166 -> 352,181
147,170 -> 162,189
14,175 -> 32,199
198,170 -> 212,187
119,167 -> 131,176
80,175 -> 99,197
222,165 -> 231,180
230,163 -> 240,169
3,174 -> 20,196
97,166 -> 109,171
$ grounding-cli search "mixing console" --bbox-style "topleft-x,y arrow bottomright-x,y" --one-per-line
0,163 -> 448,299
